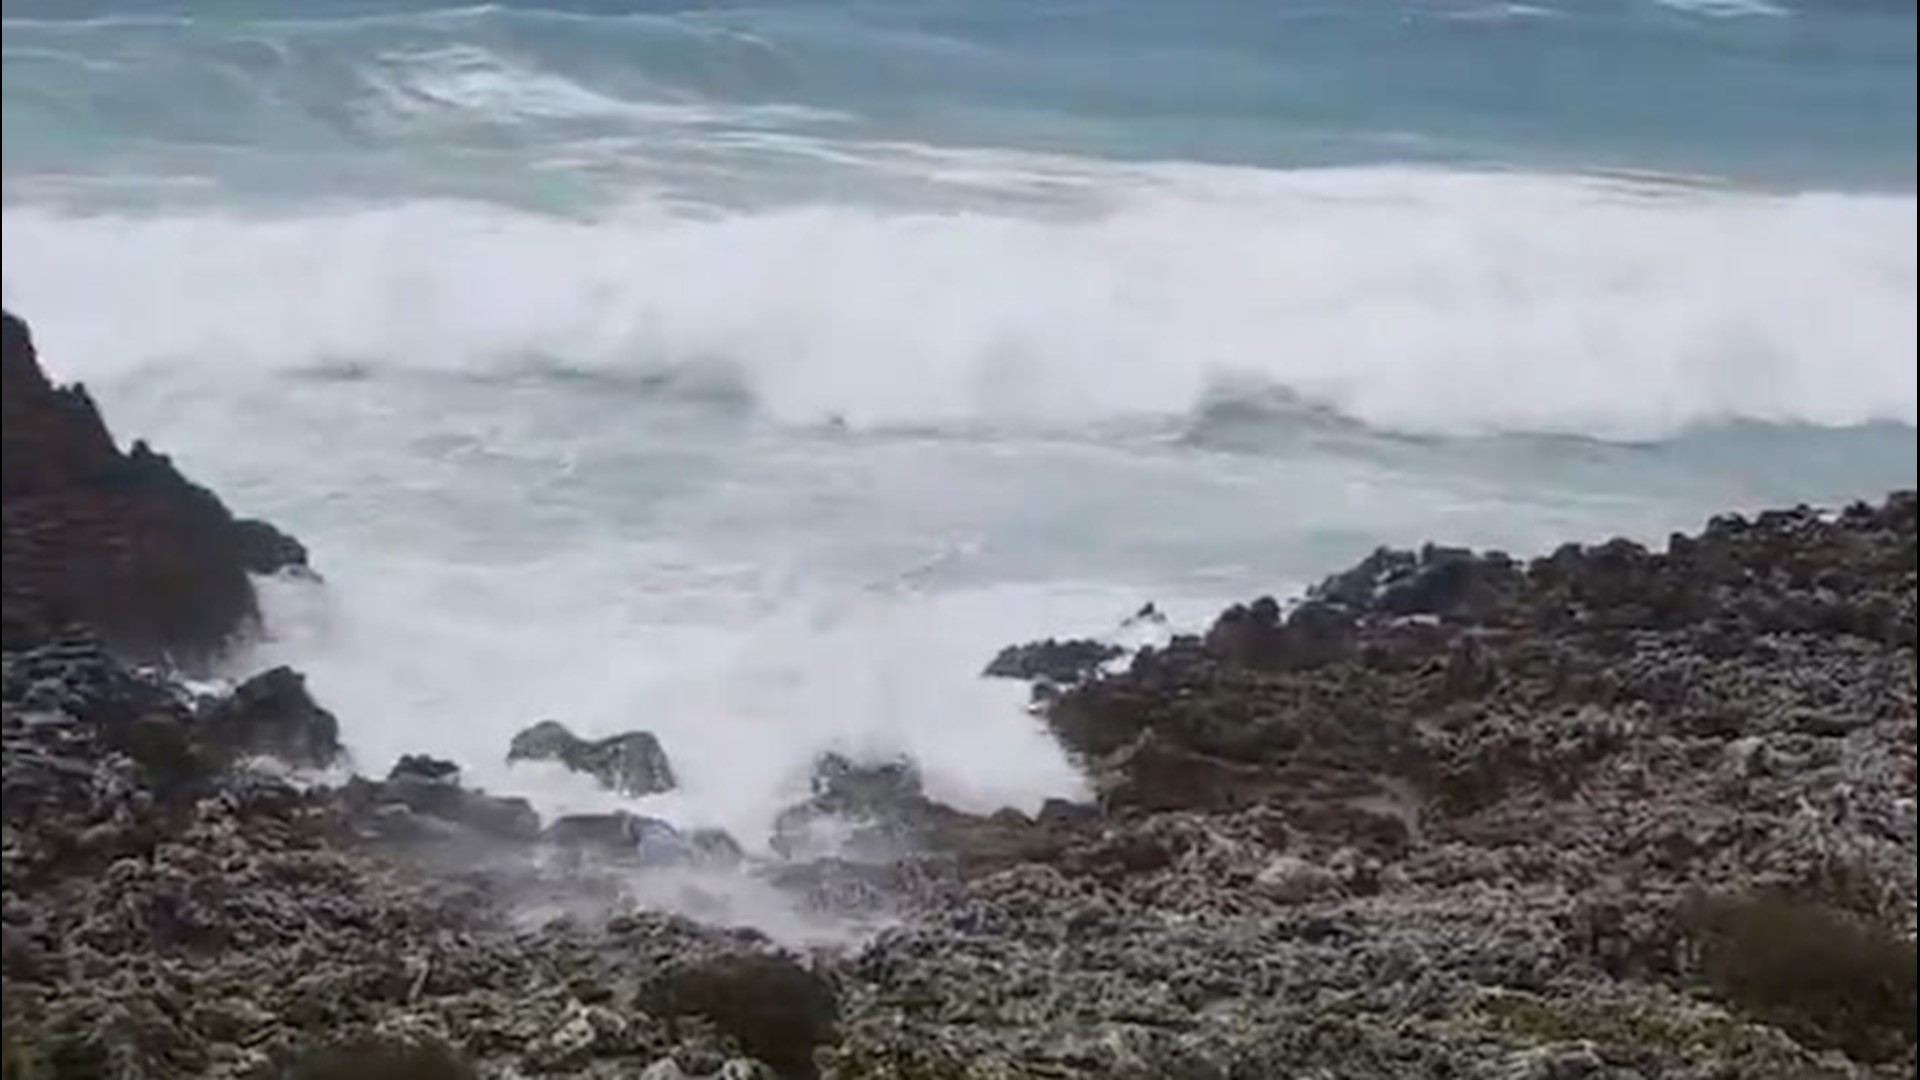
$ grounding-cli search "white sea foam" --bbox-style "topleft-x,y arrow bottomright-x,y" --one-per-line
4,163 -> 1913,439
1651,0 -> 1791,19
246,570 -> 1120,852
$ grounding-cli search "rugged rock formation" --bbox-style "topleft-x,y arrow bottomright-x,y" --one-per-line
826,492 -> 1918,1078
507,719 -> 677,797
0,639 -> 840,1080
981,637 -> 1119,686
1,310 -> 307,665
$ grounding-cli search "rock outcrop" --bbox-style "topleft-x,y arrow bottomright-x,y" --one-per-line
1,310 -> 308,665
981,637 -> 1119,686
821,492 -> 1918,1078
507,719 -> 677,797
0,639 -> 835,1080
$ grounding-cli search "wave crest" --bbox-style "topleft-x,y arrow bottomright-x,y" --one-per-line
4,165 -> 1914,440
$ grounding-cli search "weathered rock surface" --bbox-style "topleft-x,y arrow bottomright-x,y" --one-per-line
508,719 -> 677,797
0,640 -> 843,1080
982,637 -> 1120,686
1,310 -> 309,665
817,492 -> 1917,1078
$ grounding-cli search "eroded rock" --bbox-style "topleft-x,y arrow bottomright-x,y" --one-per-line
2,309 -> 310,664
508,719 -> 677,797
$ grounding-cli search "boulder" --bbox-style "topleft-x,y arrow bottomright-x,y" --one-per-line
389,754 -> 461,784
507,719 -> 676,797
771,752 -> 930,861
544,810 -> 683,862
194,666 -> 343,771
356,756 -> 541,844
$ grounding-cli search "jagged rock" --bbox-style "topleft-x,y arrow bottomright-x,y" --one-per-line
767,753 -> 1075,883
195,666 -> 343,771
330,753 -> 543,847
1035,797 -> 1101,828
688,828 -> 747,868
1310,543 -> 1523,622
807,751 -> 924,814
771,752 -> 930,861
983,636 -> 1121,684
544,811 -> 685,862
2,309 -> 310,664
862,490 -> 1916,1076
389,754 -> 461,784
231,517 -> 314,579
760,858 -> 907,918
507,719 -> 676,797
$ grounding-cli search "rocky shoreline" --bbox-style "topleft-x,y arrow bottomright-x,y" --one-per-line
3,307 -> 1914,1079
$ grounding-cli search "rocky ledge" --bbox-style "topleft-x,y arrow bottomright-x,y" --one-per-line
2,309 -> 1914,1079
2,310 -> 307,665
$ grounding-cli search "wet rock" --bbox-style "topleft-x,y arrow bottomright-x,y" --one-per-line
507,719 -> 677,797
2,308 -> 310,664
771,752 -> 931,861
195,666 -> 343,770
982,638 -> 1120,684
388,754 -> 460,784
231,517 -> 313,579
688,828 -> 747,868
807,751 -> 924,815
1311,543 -> 1524,622
365,776 -> 541,845
545,811 -> 685,862
761,858 -> 907,918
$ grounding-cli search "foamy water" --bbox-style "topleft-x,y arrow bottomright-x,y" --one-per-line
6,167 -> 1913,438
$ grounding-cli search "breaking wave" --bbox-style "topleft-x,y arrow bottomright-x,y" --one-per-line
4,163 -> 1913,440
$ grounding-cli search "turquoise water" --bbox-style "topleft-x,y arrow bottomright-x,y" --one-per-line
2,0 -> 1914,859
5,0 -> 1916,197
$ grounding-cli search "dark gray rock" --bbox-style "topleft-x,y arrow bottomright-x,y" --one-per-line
195,665 -> 343,771
507,719 -> 676,797
983,638 -> 1120,684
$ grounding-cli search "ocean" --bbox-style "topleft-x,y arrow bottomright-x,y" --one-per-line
3,0 -> 1915,850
